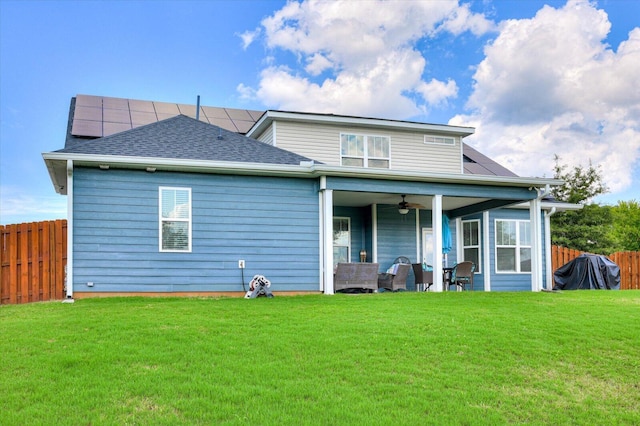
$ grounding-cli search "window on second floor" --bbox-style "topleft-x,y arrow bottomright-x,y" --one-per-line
424,135 -> 456,145
340,133 -> 390,168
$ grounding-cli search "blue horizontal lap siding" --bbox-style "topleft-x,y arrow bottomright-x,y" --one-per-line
72,168 -> 320,293
488,209 -> 536,292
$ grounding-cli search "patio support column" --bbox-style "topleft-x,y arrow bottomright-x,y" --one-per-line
415,209 -> 421,264
321,185 -> 334,294
529,197 -> 542,291
483,211 -> 491,291
432,195 -> 444,292
371,204 -> 378,263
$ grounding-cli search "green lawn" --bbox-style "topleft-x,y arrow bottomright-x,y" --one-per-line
1,291 -> 639,425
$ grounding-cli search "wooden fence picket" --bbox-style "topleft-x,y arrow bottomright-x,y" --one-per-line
0,220 -> 67,304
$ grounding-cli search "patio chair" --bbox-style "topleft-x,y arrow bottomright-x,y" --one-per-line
377,263 -> 410,292
451,261 -> 476,291
412,263 -> 434,291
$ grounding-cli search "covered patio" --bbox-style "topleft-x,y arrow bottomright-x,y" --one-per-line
317,172 -> 559,294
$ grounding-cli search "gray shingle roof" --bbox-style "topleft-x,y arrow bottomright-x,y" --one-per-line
57,114 -> 315,166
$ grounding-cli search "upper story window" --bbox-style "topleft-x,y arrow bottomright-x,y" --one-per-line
159,187 -> 192,252
424,135 -> 455,145
340,133 -> 390,168
495,219 -> 531,273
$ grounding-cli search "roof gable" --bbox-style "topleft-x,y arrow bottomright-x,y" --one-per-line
58,114 -> 314,166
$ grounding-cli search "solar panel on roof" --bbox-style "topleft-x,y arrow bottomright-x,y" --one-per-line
103,122 -> 132,136
128,99 -> 155,113
152,102 -> 180,114
233,120 -> 255,134
131,110 -> 158,126
75,94 -> 102,107
247,110 -> 265,121
70,94 -> 263,140
177,104 -> 197,118
201,106 -> 228,119
156,113 -> 179,121
71,119 -> 103,137
74,106 -> 102,121
224,108 -> 253,121
103,108 -> 131,124
102,97 -> 129,110
205,117 -> 237,132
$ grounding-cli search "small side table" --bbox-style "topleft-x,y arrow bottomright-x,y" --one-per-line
443,267 -> 454,291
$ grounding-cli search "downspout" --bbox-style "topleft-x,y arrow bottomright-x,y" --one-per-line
544,207 -> 557,290
530,184 -> 551,292
63,160 -> 74,302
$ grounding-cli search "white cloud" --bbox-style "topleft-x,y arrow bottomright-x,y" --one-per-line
440,2 -> 496,36
239,0 -> 495,118
305,52 -> 332,76
239,28 -> 261,50
452,0 -> 640,196
0,185 -> 66,224
416,78 -> 459,106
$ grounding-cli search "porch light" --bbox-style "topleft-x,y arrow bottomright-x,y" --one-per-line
99,164 -> 109,170
398,207 -> 409,215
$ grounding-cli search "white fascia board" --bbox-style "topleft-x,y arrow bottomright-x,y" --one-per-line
246,110 -> 475,139
42,152 -> 562,195
43,152 -> 317,175
42,152 -> 321,195
309,164 -> 563,189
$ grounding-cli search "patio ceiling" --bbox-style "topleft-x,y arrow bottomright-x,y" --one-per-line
332,191 -> 491,211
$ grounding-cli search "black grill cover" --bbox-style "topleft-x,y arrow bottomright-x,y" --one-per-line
553,253 -> 620,290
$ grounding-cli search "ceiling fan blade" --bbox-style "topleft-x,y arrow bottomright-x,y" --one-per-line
406,202 -> 426,209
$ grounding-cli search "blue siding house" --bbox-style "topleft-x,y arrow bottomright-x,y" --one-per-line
43,95 -> 578,298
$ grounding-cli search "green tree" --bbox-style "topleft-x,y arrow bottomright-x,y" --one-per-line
550,154 -> 608,204
551,205 -> 617,254
610,200 -> 640,251
550,156 -> 617,254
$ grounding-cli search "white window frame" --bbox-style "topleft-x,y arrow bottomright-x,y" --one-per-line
424,135 -> 456,145
333,217 -> 351,266
159,187 -> 192,253
494,219 -> 531,274
340,133 -> 390,168
462,219 -> 481,273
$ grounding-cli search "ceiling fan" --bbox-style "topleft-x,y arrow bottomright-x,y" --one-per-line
397,195 -> 425,214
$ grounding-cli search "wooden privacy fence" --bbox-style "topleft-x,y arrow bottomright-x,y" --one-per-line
551,245 -> 640,290
0,220 -> 67,304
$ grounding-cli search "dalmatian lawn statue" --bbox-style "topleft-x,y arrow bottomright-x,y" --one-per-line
245,274 -> 274,299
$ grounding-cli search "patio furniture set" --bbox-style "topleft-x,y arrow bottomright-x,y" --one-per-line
334,258 -> 476,293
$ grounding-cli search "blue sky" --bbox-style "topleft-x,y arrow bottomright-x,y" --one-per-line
1,0 -> 639,225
